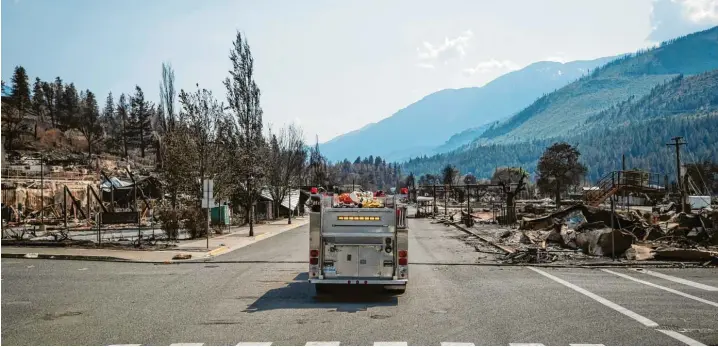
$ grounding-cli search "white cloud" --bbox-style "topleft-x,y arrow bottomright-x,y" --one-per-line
462,59 -> 520,76
416,30 -> 473,63
415,63 -> 435,69
680,0 -> 718,22
648,0 -> 718,42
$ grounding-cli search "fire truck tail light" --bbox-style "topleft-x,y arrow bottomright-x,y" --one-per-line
309,258 -> 319,265
399,258 -> 408,266
310,249 -> 319,258
398,250 -> 408,258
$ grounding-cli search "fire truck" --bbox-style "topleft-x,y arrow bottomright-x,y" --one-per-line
307,188 -> 409,294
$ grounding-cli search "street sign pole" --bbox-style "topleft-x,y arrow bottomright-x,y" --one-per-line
203,179 -> 214,249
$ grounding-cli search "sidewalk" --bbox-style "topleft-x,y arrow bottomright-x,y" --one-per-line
174,217 -> 308,257
1,217 -> 308,263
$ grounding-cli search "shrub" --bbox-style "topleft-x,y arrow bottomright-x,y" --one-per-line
157,208 -> 181,241
181,206 -> 207,239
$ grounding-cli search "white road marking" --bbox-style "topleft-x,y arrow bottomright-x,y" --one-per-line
632,269 -> 718,291
441,343 -> 475,346
509,344 -> 545,346
169,344 -> 204,346
78,268 -> 88,271
108,345 -> 142,346
569,344 -> 605,346
656,329 -> 707,346
26,265 -> 35,268
305,342 -> 341,346
374,343 -> 407,346
236,343 -> 273,346
603,269 -> 718,308
527,267 -> 659,327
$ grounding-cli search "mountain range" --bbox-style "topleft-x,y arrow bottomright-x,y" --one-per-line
403,26 -> 718,181
319,56 -> 617,162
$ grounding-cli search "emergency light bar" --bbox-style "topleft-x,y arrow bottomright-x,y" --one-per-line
337,216 -> 381,221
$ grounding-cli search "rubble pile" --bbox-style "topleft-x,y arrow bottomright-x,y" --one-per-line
505,203 -> 718,264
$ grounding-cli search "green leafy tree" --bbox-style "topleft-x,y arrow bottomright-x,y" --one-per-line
537,142 -> 587,208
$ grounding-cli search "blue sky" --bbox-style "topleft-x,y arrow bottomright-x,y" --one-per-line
2,0 -> 717,143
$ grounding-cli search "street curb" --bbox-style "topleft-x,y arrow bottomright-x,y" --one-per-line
1,252 -> 128,262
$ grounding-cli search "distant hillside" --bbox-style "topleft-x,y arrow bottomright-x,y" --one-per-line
433,121 -> 497,153
477,26 -> 718,144
319,56 -> 616,162
403,69 -> 718,181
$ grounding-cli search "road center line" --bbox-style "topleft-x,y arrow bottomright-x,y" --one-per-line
603,269 -> 718,308
527,267 -> 658,327
655,329 -> 707,346
632,269 -> 718,291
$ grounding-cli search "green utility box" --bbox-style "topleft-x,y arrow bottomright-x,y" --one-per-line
211,205 -> 230,225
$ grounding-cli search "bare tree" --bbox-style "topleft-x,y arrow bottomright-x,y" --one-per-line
178,84 -> 223,202
223,31 -> 267,236
154,62 -> 177,169
159,62 -> 176,132
267,124 -> 306,218
492,167 -> 527,223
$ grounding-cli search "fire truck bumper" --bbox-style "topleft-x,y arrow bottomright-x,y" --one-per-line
309,278 -> 408,285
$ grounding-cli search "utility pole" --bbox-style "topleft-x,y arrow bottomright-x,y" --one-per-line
287,185 -> 292,225
248,175 -> 254,237
622,153 -> 626,210
206,178 -> 210,248
666,136 -> 687,212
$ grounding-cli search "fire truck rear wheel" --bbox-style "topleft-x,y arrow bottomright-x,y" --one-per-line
386,285 -> 406,294
314,284 -> 331,295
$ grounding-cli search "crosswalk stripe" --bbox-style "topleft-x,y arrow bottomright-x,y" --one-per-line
374,343 -> 407,346
509,344 -> 545,346
169,344 -> 204,346
236,343 -> 273,346
441,343 -> 475,346
305,342 -> 341,346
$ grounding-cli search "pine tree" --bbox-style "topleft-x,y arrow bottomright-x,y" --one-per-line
130,85 -> 152,157
79,90 -> 103,158
116,93 -> 130,158
59,83 -> 80,130
2,66 -> 32,150
31,78 -> 46,137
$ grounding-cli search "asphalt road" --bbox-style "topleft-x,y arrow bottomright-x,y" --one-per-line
2,219 -> 717,346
